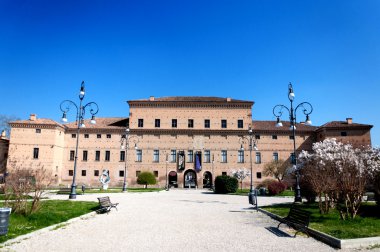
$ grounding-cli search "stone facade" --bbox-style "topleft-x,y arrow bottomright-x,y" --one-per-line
6,97 -> 373,189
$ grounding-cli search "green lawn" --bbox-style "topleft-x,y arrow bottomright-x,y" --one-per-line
229,189 -> 294,197
261,203 -> 380,239
0,200 -> 98,243
56,187 -> 163,194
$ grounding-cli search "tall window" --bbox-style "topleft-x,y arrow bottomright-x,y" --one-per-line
105,151 -> 110,161
237,120 -> 243,128
70,150 -> 75,161
255,152 -> 261,164
155,119 -> 160,128
290,152 -> 296,165
172,119 -> 177,128
221,119 -> 227,128
138,119 -> 144,128
83,150 -> 88,161
273,152 -> 279,162
69,170 -> 73,176
136,150 -> 142,162
171,150 -> 177,162
120,151 -> 125,161
187,150 -> 194,162
95,151 -> 100,161
204,150 -> 211,163
153,150 -> 159,162
221,150 -> 227,163
204,119 -> 210,128
188,119 -> 194,128
33,148 -> 39,159
238,150 -> 244,163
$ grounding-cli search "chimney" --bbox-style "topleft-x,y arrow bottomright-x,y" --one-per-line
346,118 -> 353,124
226,97 -> 231,102
30,114 -> 37,121
149,96 -> 155,101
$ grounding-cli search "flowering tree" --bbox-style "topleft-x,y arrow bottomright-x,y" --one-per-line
298,138 -> 380,219
230,168 -> 250,191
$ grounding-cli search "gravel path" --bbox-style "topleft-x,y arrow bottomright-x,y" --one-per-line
1,190 -> 353,252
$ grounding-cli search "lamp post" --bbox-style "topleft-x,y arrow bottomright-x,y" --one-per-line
272,82 -> 313,203
165,153 -> 169,191
120,127 -> 139,192
60,81 -> 99,199
240,127 -> 258,207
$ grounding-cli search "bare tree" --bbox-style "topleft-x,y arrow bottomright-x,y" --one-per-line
263,159 -> 289,182
0,114 -> 19,137
230,168 -> 250,191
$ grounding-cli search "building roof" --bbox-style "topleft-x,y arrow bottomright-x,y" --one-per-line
63,117 -> 128,130
316,121 -> 373,131
252,120 -> 317,132
128,96 -> 254,106
10,118 -> 63,128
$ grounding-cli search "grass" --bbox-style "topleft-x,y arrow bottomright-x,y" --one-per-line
0,200 -> 98,243
56,187 -> 163,194
0,195 -> 33,200
229,189 -> 294,197
261,202 -> 380,239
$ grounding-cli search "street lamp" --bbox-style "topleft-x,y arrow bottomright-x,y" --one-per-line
60,81 -> 99,199
120,127 -> 139,192
240,126 -> 258,207
165,153 -> 169,191
272,82 -> 313,203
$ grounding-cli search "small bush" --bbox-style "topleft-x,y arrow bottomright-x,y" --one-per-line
257,179 -> 276,189
374,171 -> 380,208
215,175 -> 238,194
300,180 -> 317,203
267,181 -> 287,195
137,172 -> 157,188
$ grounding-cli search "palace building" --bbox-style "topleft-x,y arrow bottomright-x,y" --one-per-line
5,96 -> 373,189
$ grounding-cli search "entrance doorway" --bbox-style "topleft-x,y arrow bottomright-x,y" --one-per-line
168,171 -> 178,188
203,171 -> 212,188
184,170 -> 197,188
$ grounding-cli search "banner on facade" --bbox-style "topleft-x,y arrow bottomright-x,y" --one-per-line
195,151 -> 202,172
177,151 -> 185,170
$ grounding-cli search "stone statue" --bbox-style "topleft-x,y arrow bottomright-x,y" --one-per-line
99,169 -> 110,190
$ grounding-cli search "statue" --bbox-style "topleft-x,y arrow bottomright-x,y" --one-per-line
99,169 -> 110,190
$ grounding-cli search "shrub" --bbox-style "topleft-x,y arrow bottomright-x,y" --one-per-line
267,181 -> 287,195
257,179 -> 276,189
214,175 -> 238,194
374,171 -> 380,208
300,180 -> 317,203
137,172 -> 157,188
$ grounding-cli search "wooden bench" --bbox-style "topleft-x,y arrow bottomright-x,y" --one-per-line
97,196 -> 119,214
277,205 -> 311,237
57,188 -> 71,194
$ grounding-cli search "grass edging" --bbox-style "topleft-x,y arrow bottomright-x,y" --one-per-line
258,208 -> 380,249
1,211 -> 97,248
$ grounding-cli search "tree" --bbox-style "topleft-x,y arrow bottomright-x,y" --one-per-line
137,172 -> 157,188
0,114 -> 19,137
263,159 -> 289,182
4,160 -> 53,215
230,168 -> 250,191
299,139 -> 380,219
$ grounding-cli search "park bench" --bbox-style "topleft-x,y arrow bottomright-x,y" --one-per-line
277,205 -> 311,237
57,188 -> 71,194
97,196 -> 119,214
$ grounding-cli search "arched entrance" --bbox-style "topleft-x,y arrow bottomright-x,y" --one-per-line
168,171 -> 178,188
184,170 -> 197,188
203,171 -> 212,188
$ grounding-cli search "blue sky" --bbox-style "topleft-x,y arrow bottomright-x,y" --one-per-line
0,0 -> 379,145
